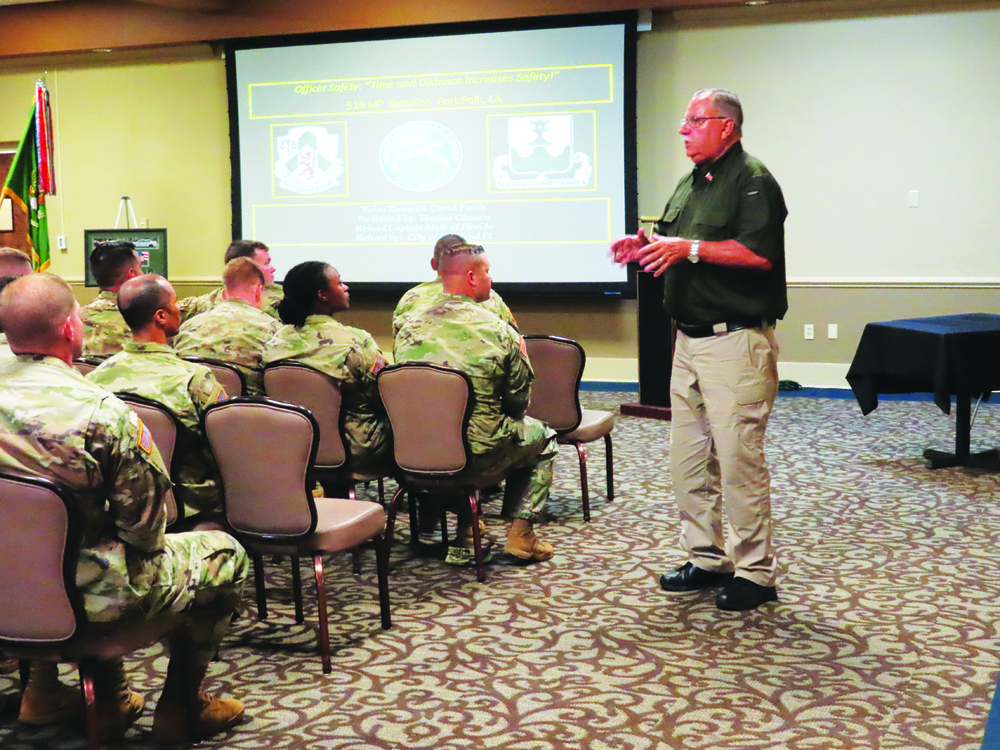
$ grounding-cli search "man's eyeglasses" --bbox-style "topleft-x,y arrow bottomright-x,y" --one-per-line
679,116 -> 728,128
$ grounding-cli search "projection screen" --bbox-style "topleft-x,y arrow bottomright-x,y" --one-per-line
226,13 -> 637,297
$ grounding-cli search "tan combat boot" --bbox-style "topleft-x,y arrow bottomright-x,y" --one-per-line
18,662 -> 83,726
151,692 -> 246,745
93,659 -> 145,740
445,520 -> 494,567
504,519 -> 554,562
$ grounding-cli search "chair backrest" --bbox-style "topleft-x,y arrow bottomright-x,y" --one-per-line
72,358 -> 99,377
116,393 -> 182,526
523,335 -> 584,433
377,363 -> 472,475
204,398 -> 319,539
183,357 -> 246,398
263,361 -> 347,469
0,472 -> 80,644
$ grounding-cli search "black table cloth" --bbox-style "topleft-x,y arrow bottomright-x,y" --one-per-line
846,313 -> 1000,469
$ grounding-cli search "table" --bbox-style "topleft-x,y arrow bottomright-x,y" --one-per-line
846,313 -> 1000,469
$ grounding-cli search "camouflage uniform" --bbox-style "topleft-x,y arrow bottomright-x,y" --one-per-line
173,298 -> 280,396
180,283 -> 283,323
262,315 -> 390,470
395,295 -> 556,521
80,290 -> 131,359
392,280 -> 517,346
0,354 -> 247,667
87,342 -> 228,521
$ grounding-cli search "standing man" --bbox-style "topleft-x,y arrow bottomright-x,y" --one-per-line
611,88 -> 787,611
81,241 -> 142,359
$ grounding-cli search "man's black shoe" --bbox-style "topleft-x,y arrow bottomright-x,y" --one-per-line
659,562 -> 735,592
716,578 -> 778,611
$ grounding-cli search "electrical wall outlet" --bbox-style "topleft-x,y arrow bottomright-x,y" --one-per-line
828,324 -> 838,339
804,324 -> 814,340
56,235 -> 67,250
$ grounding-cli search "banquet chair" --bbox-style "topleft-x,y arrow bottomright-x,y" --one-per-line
263,361 -> 388,504
0,471 -> 195,749
378,362 -> 511,584
523,335 -> 615,522
72,358 -> 101,377
115,393 -> 182,528
182,356 -> 247,398
203,397 -> 391,674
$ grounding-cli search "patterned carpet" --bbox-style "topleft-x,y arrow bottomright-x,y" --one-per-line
2,392 -> 1000,749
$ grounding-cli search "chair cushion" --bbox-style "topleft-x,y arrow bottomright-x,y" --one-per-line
560,409 -> 614,443
3,614 -> 184,663
243,498 -> 386,556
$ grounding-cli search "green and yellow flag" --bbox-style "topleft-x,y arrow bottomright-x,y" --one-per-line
2,81 -> 55,272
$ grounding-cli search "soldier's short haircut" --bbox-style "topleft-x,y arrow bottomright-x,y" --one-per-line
0,247 -> 32,277
437,243 -> 486,276
119,274 -> 172,332
432,234 -> 466,265
0,276 -> 19,296
0,273 -> 75,348
90,241 -> 139,289
276,260 -> 329,327
224,239 -> 269,264
0,276 -> 25,332
222,256 -> 265,291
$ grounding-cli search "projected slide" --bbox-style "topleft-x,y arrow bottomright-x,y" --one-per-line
229,21 -> 631,293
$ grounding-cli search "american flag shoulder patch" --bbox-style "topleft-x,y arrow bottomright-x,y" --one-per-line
136,418 -> 154,455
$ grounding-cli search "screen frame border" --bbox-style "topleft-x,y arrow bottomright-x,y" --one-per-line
224,11 -> 638,299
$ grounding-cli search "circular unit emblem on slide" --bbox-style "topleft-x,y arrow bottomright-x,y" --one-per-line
379,121 -> 462,191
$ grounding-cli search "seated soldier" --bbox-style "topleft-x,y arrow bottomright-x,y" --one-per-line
395,243 -> 558,566
0,249 -> 32,677
179,239 -> 282,322
173,257 -> 279,395
80,240 -> 142,359
0,273 -> 247,743
262,261 -> 391,478
88,274 -> 228,527
392,233 -> 517,349
0,247 -> 32,277
0,248 -> 33,364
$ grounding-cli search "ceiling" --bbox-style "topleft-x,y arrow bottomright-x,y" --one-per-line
0,0 -> 982,59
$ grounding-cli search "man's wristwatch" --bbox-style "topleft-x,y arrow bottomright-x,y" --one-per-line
688,240 -> 700,264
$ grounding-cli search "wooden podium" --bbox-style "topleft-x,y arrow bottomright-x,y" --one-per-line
620,266 -> 674,421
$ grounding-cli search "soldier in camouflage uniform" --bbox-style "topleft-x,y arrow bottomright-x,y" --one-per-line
179,239 -> 283,322
88,275 -> 228,526
0,246 -> 32,276
395,243 -> 558,565
174,257 -> 279,396
392,234 -> 517,346
0,273 -> 247,743
0,249 -> 33,366
262,261 -> 390,475
80,241 -> 142,359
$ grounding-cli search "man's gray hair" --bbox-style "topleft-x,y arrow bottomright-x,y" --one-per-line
694,88 -> 743,135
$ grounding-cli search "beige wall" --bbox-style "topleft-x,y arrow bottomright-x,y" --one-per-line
3,3 -> 996,387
